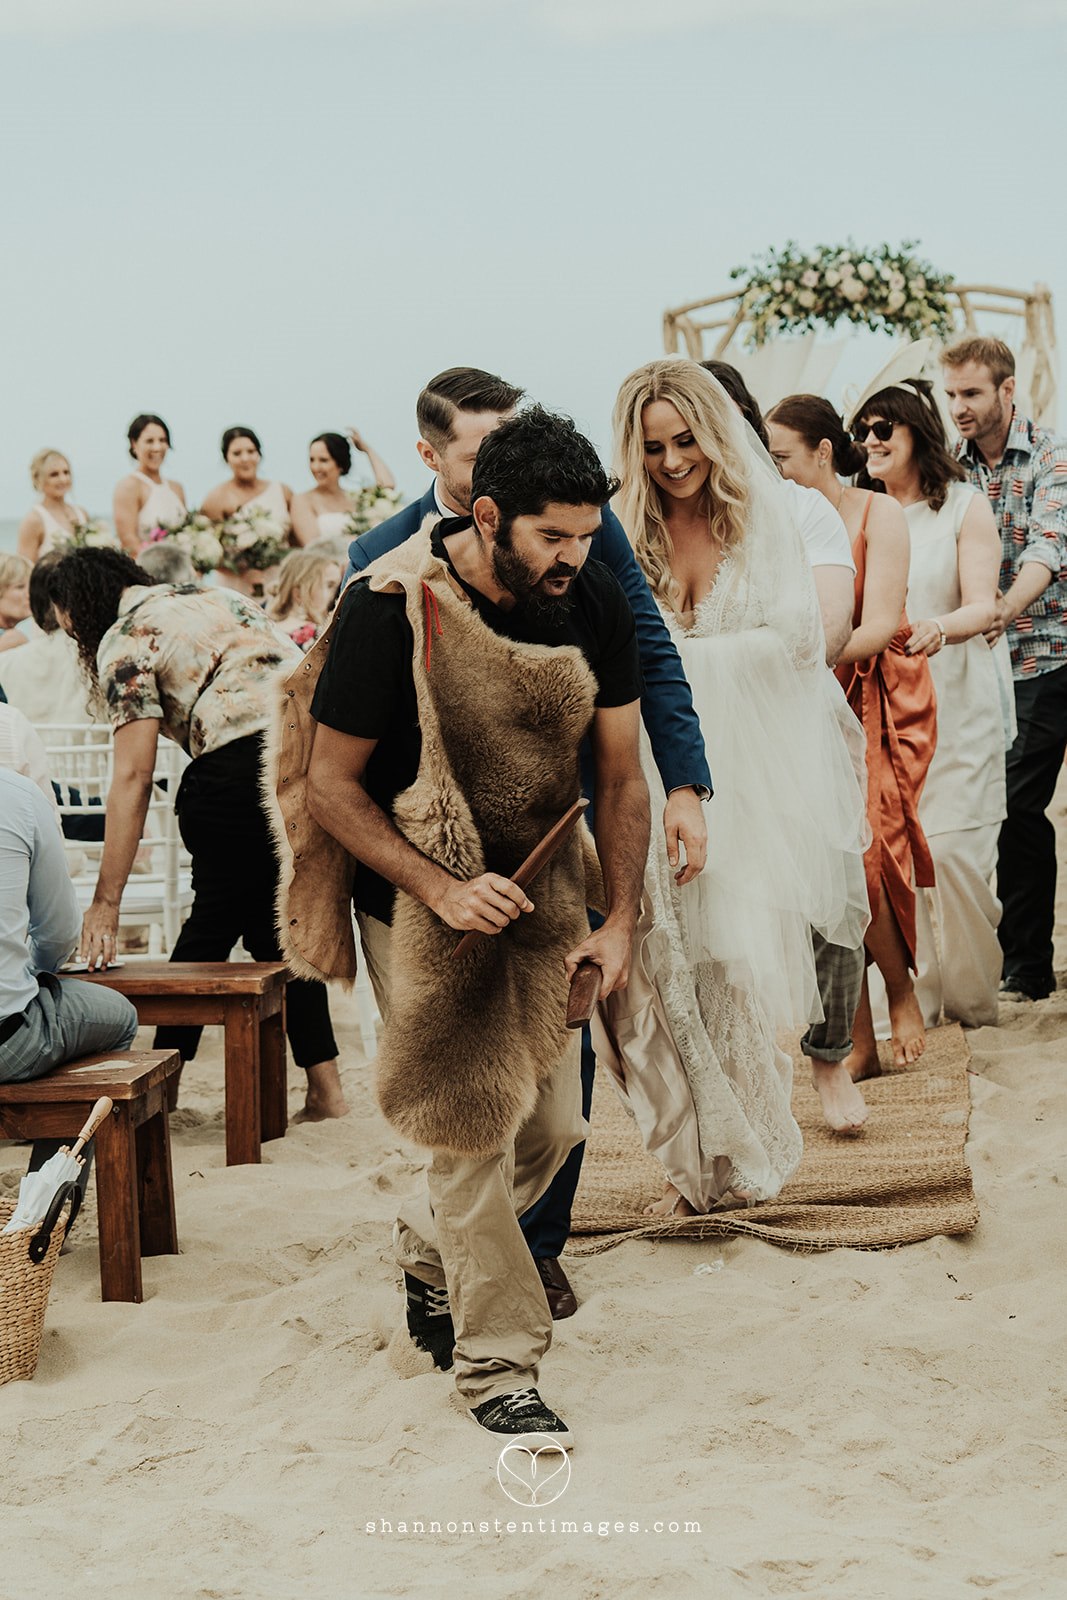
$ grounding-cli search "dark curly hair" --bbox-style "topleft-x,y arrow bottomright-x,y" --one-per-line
471,405 -> 618,540
47,547 -> 154,685
854,379 -> 965,512
767,394 -> 867,477
311,432 -> 352,475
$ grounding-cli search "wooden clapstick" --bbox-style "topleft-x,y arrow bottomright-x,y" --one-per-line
566,961 -> 602,1029
67,1096 -> 114,1160
451,798 -> 590,960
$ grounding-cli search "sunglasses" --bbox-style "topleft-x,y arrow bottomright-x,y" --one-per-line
852,419 -> 895,444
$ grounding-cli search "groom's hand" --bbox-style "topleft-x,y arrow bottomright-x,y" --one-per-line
663,786 -> 708,885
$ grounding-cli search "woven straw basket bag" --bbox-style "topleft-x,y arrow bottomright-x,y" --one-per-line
0,1184 -> 78,1384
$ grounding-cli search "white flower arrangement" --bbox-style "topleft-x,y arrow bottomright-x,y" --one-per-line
731,241 -> 956,348
345,485 -> 404,538
60,517 -> 120,552
217,504 -> 290,575
142,511 -> 223,574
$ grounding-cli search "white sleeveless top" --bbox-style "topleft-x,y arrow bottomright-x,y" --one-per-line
315,508 -> 351,539
134,472 -> 186,536
35,501 -> 88,555
241,480 -> 292,535
904,482 -> 1014,836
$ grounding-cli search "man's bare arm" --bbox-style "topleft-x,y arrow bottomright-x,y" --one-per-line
306,723 -> 533,934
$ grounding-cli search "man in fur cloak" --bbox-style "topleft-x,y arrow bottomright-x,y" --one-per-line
271,408 -> 649,1449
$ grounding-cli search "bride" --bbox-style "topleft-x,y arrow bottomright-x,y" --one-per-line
601,359 -> 868,1212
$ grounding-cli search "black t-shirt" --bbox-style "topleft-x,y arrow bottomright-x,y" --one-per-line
311,520 -> 642,921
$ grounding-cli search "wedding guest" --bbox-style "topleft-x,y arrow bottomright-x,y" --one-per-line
17,451 -> 88,563
767,389 -> 936,1080
0,554 -> 95,728
290,429 -> 396,546
942,336 -> 1067,1004
0,701 -> 61,818
266,548 -> 342,650
601,360 -> 868,1214
112,414 -> 186,554
0,555 -> 32,655
46,547 -> 347,1122
200,427 -> 293,596
708,362 -> 870,1136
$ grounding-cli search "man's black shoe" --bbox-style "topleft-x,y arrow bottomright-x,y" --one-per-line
999,973 -> 1054,1002
404,1272 -> 454,1371
469,1387 -> 573,1449
535,1256 -> 578,1320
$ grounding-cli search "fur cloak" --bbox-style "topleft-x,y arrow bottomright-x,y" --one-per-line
265,523 -> 600,1157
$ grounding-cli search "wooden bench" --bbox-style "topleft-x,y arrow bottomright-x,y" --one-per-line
75,962 -> 288,1168
0,1049 -> 181,1303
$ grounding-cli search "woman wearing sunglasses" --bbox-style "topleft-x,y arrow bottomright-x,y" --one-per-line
767,391 -> 936,1081
850,376 -> 1009,1033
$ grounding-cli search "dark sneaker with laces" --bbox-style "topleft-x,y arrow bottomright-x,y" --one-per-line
469,1387 -> 573,1450
404,1272 -> 454,1371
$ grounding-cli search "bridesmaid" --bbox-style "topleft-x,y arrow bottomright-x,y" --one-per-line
767,392 -> 937,1077
113,414 -> 186,554
200,427 -> 293,596
17,450 -> 89,562
289,427 -> 396,546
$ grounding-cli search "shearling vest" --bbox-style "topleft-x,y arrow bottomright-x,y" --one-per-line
266,524 -> 599,1157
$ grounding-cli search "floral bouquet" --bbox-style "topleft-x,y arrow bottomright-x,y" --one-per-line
731,240 -> 956,348
217,504 -> 291,576
60,518 -> 120,552
345,485 -> 403,539
142,511 -> 223,574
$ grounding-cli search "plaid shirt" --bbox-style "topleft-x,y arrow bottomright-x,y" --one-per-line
956,410 -> 1067,678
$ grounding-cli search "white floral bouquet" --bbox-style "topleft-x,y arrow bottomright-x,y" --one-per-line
61,518 -> 120,552
217,504 -> 290,575
345,485 -> 403,538
731,240 -> 956,348
142,511 -> 223,574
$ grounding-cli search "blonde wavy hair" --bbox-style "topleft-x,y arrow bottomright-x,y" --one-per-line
267,546 -> 342,626
612,359 -> 751,611
30,448 -> 70,492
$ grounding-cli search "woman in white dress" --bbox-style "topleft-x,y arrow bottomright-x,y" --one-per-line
17,450 -> 89,562
200,427 -> 294,597
289,428 -> 396,546
855,378 -> 1009,1028
601,359 -> 869,1213
113,414 -> 186,554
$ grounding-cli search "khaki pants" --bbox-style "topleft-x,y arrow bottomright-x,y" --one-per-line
357,912 -> 585,1406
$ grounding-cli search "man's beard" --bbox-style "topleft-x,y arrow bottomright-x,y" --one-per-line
492,541 -> 578,621
974,394 -> 1010,447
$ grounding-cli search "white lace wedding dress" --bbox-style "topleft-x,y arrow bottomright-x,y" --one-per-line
593,452 -> 869,1208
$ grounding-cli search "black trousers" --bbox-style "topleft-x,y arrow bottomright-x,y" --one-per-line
153,734 -> 338,1069
997,663 -> 1067,995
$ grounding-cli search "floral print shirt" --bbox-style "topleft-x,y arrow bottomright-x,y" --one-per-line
96,585 -> 301,758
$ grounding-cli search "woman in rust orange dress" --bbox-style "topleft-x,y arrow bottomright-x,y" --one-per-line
768,392 -> 937,1077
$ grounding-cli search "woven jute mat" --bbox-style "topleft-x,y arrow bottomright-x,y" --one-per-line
569,1022 -> 978,1253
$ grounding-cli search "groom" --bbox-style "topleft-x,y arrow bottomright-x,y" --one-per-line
345,366 -> 712,1318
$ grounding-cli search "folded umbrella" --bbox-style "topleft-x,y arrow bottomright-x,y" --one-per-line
1,1097 -> 112,1235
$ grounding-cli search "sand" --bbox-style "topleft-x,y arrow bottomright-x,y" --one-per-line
3,773 -> 1066,1600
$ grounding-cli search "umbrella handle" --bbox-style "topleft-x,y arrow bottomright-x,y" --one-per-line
28,1181 -> 82,1264
68,1096 -> 113,1160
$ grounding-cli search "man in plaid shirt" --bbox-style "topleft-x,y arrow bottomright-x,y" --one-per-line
943,336 -> 1067,1002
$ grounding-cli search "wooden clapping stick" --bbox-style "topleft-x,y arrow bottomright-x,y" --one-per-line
565,961 -> 602,1029
451,798 -> 590,961
64,1096 -> 114,1161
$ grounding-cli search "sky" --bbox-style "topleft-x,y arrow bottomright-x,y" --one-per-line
0,0 -> 1064,518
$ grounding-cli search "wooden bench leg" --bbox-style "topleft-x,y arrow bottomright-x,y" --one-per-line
136,1107 -> 178,1257
223,997 -> 261,1166
94,1105 -> 143,1303
260,1002 -> 287,1144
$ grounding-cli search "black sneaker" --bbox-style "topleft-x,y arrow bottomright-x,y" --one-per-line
999,973 -> 1054,1002
404,1272 -> 454,1371
469,1387 -> 573,1449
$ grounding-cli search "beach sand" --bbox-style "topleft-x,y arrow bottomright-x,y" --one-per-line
3,774 -> 1066,1600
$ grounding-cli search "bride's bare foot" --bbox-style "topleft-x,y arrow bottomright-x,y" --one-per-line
296,1059 -> 350,1121
811,1060 -> 869,1133
886,987 -> 925,1068
643,1181 -> 697,1218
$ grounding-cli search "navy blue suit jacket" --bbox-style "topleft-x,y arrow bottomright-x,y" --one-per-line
345,484 -> 712,797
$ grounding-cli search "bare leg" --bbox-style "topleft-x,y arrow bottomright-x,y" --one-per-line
843,973 -> 882,1082
864,886 -> 925,1068
643,1180 -> 697,1218
297,1058 -> 349,1120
